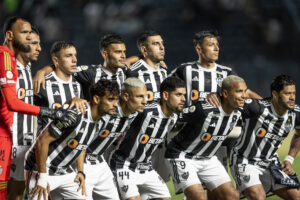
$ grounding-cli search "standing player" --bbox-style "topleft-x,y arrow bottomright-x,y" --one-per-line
85,78 -> 147,200
126,30 -> 167,104
7,27 -> 41,200
34,40 -> 85,135
230,74 -> 300,199
110,77 -> 186,200
0,16 -> 75,200
165,75 -> 247,200
170,30 -> 260,106
25,79 -> 120,200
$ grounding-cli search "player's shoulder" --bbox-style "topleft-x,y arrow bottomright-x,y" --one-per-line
215,63 -> 232,71
128,59 -> 144,71
45,71 -> 55,80
293,104 -> 300,113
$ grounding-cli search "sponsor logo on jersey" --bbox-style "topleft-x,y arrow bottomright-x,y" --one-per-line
139,134 -> 164,144
67,139 -> 88,150
17,88 -> 34,99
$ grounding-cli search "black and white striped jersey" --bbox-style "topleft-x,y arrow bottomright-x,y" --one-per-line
85,105 -> 138,165
25,106 -> 104,175
165,101 -> 241,159
126,59 -> 167,103
74,64 -> 125,100
110,103 -> 177,170
231,98 -> 300,165
12,61 -> 34,146
170,61 -> 236,106
34,72 -> 82,135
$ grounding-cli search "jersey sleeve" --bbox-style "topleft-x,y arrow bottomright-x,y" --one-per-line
1,86 -> 40,115
0,51 -> 17,88
74,65 -> 96,85
34,87 -> 49,107
240,98 -> 262,119
179,102 -> 202,122
169,65 -> 184,80
294,105 -> 300,130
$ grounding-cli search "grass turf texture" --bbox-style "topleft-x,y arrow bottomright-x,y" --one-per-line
167,131 -> 299,200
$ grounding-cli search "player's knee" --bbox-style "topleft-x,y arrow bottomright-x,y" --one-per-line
288,190 -> 300,200
244,189 -> 266,200
225,190 -> 239,200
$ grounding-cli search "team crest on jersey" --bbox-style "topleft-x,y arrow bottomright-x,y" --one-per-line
189,105 -> 196,113
245,99 -> 253,104
80,65 -> 88,70
285,116 -> 293,130
6,71 -> 13,79
73,85 -> 79,97
0,165 -> 2,175
181,172 -> 189,180
121,185 -> 128,193
161,71 -> 166,77
216,73 -> 223,87
230,115 -> 238,129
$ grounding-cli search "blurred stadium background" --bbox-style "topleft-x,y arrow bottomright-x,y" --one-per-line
1,0 -> 300,199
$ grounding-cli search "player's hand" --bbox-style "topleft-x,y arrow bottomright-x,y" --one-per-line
33,70 -> 46,94
68,97 -> 88,115
74,173 -> 86,196
205,93 -> 221,107
281,160 -> 295,175
31,184 -> 50,200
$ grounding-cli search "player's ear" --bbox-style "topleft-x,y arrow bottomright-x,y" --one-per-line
5,30 -> 13,41
162,91 -> 169,101
101,49 -> 108,60
92,95 -> 101,105
140,45 -> 147,57
195,44 -> 202,55
272,90 -> 278,99
222,89 -> 228,98
52,56 -> 58,67
122,92 -> 129,102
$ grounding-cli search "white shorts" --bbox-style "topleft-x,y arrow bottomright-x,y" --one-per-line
166,156 -> 231,194
114,168 -> 170,200
85,161 -> 119,200
25,170 -> 86,200
214,146 -> 228,169
151,146 -> 170,182
11,145 -> 30,181
230,163 -> 286,193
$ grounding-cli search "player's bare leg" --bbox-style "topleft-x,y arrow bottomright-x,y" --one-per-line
212,182 -> 239,200
184,184 -> 206,200
243,184 -> 266,200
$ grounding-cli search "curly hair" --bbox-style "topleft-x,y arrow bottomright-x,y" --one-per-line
271,74 -> 296,95
89,79 -> 120,99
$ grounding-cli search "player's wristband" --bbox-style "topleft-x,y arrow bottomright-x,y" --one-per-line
37,173 -> 48,189
77,171 -> 85,179
284,155 -> 294,164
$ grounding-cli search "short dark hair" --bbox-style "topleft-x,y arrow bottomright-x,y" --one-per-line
99,34 -> 124,51
271,74 -> 296,95
3,16 -> 30,36
89,79 -> 120,99
160,77 -> 186,95
193,30 -> 219,47
50,41 -> 75,57
137,30 -> 161,50
31,26 -> 40,36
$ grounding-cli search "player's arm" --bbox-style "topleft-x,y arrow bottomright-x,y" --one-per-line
282,129 -> 300,175
74,150 -> 86,195
246,89 -> 262,99
33,65 -> 55,94
32,128 -> 56,200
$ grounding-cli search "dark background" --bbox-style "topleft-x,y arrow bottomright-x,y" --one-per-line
1,0 -> 299,102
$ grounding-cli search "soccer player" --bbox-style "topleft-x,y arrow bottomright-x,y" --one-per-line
7,27 -> 41,200
0,16 -> 76,200
110,76 -> 186,200
85,78 -> 147,200
34,40 -> 85,135
126,30 -> 167,104
165,75 -> 247,200
25,79 -> 120,200
230,74 -> 300,200
170,30 -> 260,106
